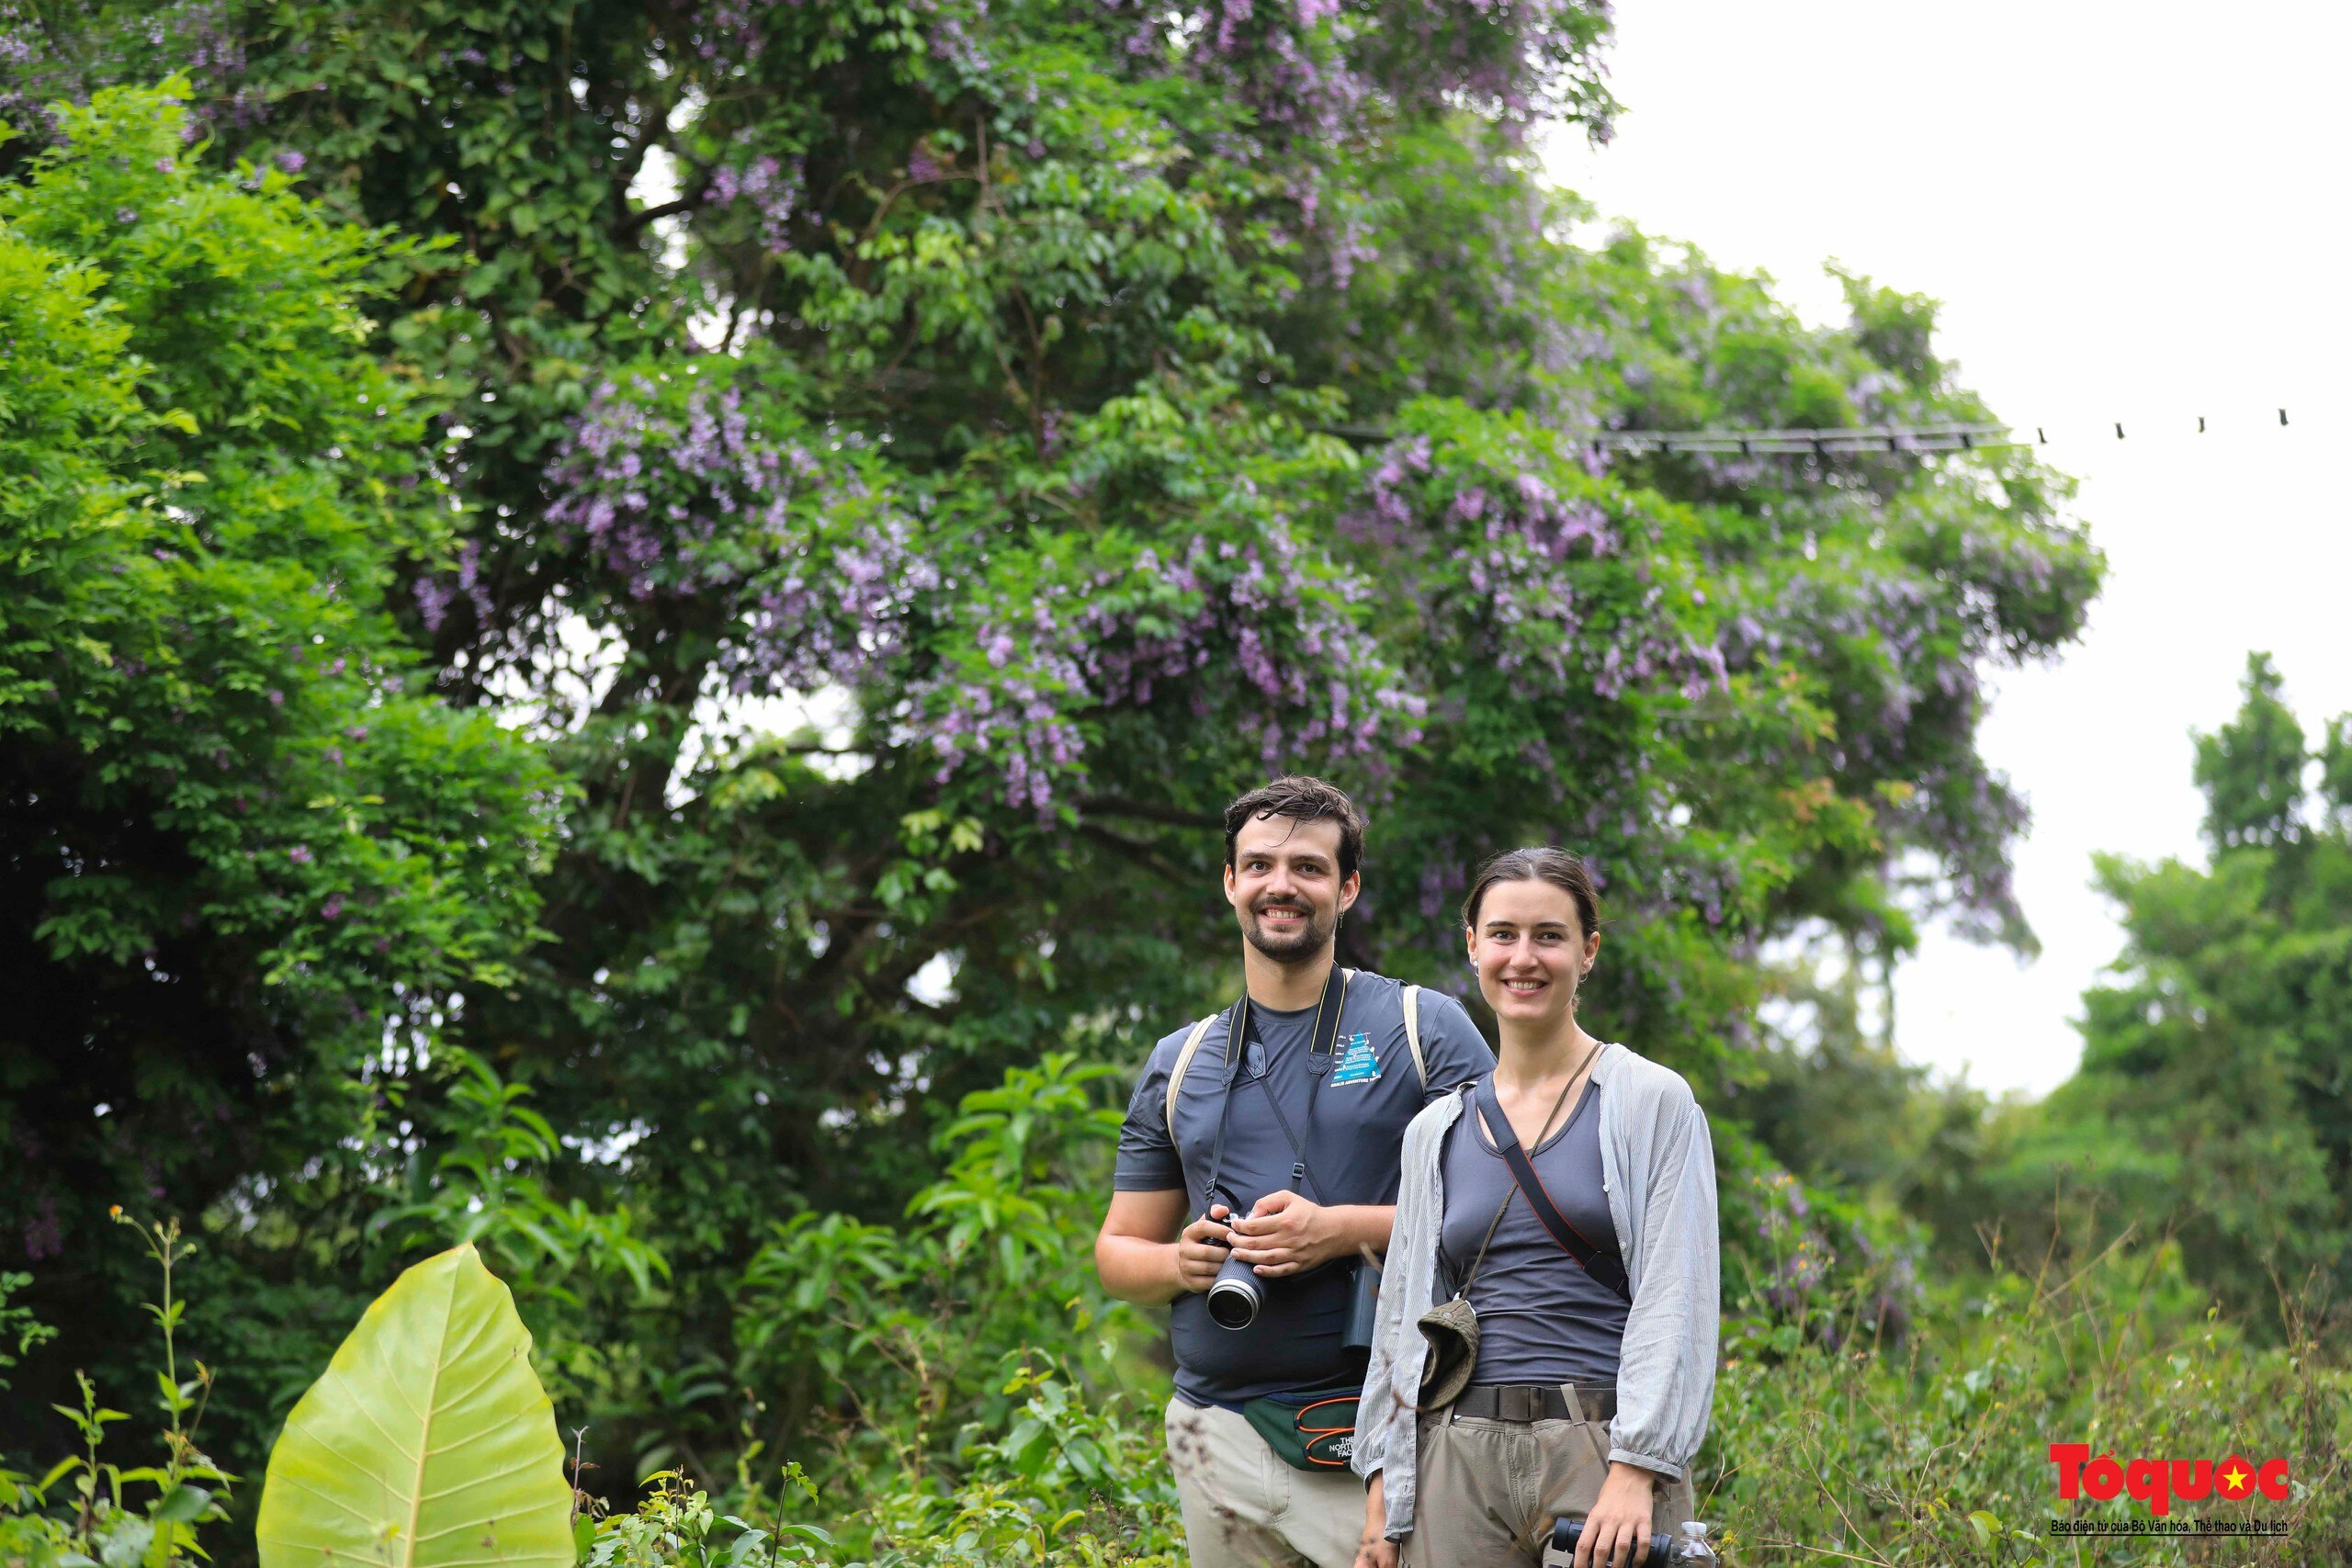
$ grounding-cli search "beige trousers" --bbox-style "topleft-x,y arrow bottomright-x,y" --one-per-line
1399,1403 -> 1697,1568
1165,1396 -> 1365,1568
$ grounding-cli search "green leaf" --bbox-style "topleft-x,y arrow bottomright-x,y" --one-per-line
153,1485 -> 210,1523
255,1244 -> 572,1568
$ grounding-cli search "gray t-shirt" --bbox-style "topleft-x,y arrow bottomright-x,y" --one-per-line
1437,1079 -> 1629,1387
1115,971 -> 1495,1405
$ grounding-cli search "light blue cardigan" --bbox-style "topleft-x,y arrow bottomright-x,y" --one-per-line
1352,1042 -> 1720,1541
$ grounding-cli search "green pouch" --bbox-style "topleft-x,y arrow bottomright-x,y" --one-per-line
1242,1383 -> 1362,1472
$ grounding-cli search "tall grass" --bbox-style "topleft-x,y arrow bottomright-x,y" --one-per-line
1707,1229 -> 2348,1566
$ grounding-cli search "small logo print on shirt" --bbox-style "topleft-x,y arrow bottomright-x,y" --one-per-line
1330,1032 -> 1381,1086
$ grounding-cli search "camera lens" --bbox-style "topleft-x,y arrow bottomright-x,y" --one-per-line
1207,1276 -> 1261,1329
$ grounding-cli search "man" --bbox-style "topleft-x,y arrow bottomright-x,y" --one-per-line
1096,776 -> 1495,1568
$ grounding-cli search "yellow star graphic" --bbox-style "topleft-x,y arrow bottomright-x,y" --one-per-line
2222,1465 -> 2250,1494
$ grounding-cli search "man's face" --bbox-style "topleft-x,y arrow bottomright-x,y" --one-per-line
1224,814 -> 1358,964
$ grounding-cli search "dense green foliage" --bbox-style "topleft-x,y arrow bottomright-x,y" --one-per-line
10,1189 -> 2346,1568
1971,655 -> 2352,1327
8,0 -> 2269,1555
0,76 -> 561,1456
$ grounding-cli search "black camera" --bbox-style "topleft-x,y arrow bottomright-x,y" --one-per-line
1546,1518 -> 1713,1566
1203,1218 -> 1264,1329
1202,1215 -> 1380,1341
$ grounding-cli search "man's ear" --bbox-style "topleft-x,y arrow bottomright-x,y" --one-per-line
1338,869 -> 1361,915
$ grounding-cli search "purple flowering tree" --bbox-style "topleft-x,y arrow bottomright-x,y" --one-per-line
10,0 -> 2099,1483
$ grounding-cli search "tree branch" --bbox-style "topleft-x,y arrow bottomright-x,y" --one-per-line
1077,795 -> 1218,829
623,193 -> 701,234
1079,821 -> 1193,884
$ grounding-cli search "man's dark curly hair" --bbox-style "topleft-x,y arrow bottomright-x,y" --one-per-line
1221,775 -> 1366,881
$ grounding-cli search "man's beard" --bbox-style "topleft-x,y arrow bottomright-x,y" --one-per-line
1244,899 -> 1335,963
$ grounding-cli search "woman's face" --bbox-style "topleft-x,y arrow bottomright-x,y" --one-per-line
1464,878 -> 1599,1029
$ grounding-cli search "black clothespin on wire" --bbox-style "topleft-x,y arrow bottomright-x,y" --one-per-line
2036,427 -> 2047,445
2199,416 -> 2206,434
2279,408 -> 2290,426
2115,423 -> 2126,440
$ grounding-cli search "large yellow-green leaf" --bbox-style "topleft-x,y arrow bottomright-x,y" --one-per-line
256,1244 -> 572,1568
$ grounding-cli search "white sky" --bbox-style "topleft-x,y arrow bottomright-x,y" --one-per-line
1543,0 -> 2352,1095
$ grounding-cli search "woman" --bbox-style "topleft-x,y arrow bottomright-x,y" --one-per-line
1352,849 -> 1719,1568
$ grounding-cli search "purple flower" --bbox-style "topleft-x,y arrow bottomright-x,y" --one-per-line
321,894 -> 344,920
288,845 -> 313,864
275,150 -> 306,174
23,1198 -> 62,1261
153,157 -> 175,173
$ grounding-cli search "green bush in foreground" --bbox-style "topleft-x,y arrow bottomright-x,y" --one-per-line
6,1190 -> 2343,1568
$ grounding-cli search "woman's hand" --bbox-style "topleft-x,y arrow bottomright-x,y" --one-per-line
1354,1472 -> 1397,1568
1571,1461 -> 1658,1568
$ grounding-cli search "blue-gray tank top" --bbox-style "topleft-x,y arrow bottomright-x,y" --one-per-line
1437,1078 -> 1630,1387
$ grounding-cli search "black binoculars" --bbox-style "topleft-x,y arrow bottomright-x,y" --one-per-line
1546,1517 -> 1712,1566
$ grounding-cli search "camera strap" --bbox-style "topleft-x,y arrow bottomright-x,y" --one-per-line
1473,1068 -> 1632,1303
1202,964 -> 1349,1212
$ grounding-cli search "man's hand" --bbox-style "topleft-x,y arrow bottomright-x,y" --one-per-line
1174,1205 -> 1236,1293
1227,1190 -> 1351,1276
1571,1462 -> 1660,1568
1355,1472 -> 1396,1568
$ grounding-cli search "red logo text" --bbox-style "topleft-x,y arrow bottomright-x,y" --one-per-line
2049,1444 -> 2290,1517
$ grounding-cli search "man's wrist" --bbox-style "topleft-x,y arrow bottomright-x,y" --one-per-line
1332,1203 -> 1387,1258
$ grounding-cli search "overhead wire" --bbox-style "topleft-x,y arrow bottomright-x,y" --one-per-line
1324,411 -> 2296,457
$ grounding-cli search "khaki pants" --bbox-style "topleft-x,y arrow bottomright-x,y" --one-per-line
1400,1400 -> 1697,1568
1166,1396 -> 1364,1568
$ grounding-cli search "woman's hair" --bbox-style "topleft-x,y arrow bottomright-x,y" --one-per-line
1460,846 -> 1601,939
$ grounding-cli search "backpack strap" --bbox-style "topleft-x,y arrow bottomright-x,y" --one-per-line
1400,983 -> 1428,1089
1165,1013 -> 1221,1142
